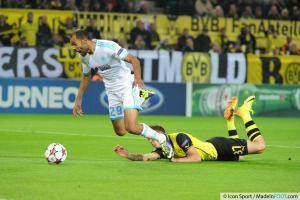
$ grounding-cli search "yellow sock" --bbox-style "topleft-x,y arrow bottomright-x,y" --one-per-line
241,112 -> 252,124
227,118 -> 239,138
227,119 -> 236,130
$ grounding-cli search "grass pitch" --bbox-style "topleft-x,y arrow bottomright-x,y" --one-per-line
0,114 -> 299,200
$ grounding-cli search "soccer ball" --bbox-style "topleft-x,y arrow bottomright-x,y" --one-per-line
44,143 -> 67,164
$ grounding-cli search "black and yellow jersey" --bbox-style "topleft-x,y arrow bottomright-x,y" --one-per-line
154,132 -> 218,161
154,132 -> 249,161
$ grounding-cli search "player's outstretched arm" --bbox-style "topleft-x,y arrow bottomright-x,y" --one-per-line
171,146 -> 202,163
73,75 -> 90,117
114,145 -> 160,161
124,54 -> 144,88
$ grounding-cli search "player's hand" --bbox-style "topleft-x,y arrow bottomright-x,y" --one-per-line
114,145 -> 129,157
73,99 -> 84,117
134,78 -> 144,88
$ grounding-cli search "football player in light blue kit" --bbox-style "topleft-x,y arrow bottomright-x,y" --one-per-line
70,29 -> 173,158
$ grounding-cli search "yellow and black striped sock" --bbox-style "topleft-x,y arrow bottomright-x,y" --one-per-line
228,130 -> 239,138
245,120 -> 261,141
227,119 -> 239,138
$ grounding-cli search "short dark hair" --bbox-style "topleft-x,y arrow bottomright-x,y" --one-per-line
150,125 -> 166,134
72,29 -> 88,39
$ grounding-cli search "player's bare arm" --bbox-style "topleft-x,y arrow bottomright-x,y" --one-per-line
73,75 -> 90,117
114,145 -> 160,161
124,54 -> 144,88
171,146 -> 202,163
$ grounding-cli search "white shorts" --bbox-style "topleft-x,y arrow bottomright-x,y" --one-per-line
107,84 -> 143,120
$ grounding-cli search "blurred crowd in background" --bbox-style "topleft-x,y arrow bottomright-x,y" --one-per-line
1,0 -> 300,20
0,0 -> 300,55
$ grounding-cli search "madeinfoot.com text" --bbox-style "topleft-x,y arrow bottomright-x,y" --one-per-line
220,193 -> 300,200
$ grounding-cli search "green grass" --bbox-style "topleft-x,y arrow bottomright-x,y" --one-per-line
0,114 -> 299,200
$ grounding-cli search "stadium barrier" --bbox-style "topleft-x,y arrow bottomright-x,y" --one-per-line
1,47 -> 299,85
1,9 -> 300,46
0,78 -> 299,117
247,54 -> 300,84
189,84 -> 300,117
0,78 -> 185,115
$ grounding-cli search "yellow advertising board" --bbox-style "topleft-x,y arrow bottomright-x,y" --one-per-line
73,11 -> 158,40
71,12 -> 300,44
1,9 -> 300,45
1,9 -> 73,34
247,54 -> 300,84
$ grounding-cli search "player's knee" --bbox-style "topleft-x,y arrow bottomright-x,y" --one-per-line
115,131 -> 127,136
125,124 -> 139,134
257,141 -> 266,153
113,126 -> 127,136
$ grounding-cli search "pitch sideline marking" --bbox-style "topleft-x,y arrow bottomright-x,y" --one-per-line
267,145 -> 300,149
0,128 -> 143,140
0,128 -> 300,149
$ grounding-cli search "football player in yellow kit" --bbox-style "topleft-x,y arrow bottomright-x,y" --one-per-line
114,96 -> 266,162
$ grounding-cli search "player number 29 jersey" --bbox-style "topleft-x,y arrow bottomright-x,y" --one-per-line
80,39 -> 133,92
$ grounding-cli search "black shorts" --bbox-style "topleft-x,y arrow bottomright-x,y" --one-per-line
207,137 -> 248,161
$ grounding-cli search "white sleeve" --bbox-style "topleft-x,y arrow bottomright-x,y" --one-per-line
80,55 -> 91,76
104,41 -> 129,61
82,62 -> 91,76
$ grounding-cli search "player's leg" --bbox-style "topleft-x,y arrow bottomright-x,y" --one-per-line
123,108 -> 174,158
111,119 -> 127,136
123,109 -> 164,140
224,96 -> 239,139
108,104 -> 127,136
122,85 -> 161,137
107,92 -> 127,136
236,96 -> 266,154
247,139 -> 266,154
123,85 -> 173,158
123,109 -> 143,134
107,85 -> 155,137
